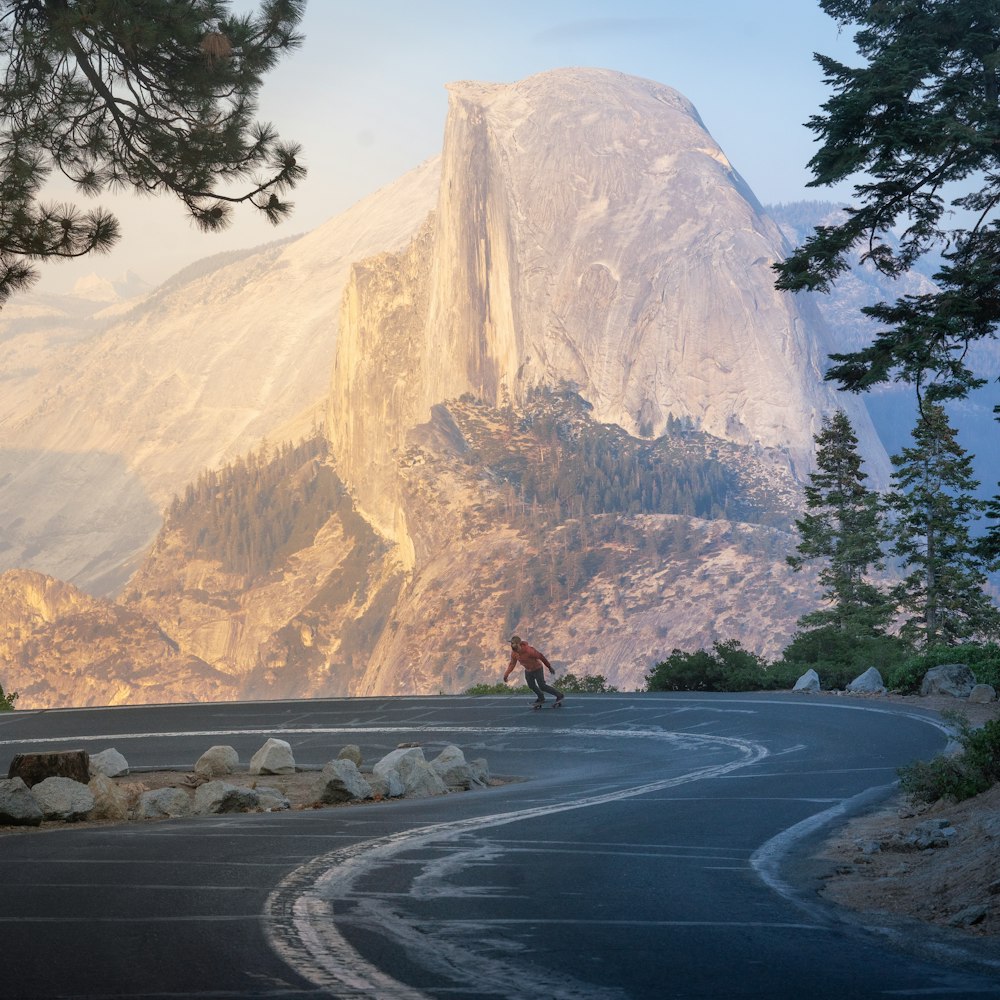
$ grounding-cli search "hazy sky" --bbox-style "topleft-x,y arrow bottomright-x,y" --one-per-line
34,1 -> 861,295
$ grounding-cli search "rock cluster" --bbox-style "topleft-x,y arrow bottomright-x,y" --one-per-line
793,662 -> 997,703
0,739 -> 491,829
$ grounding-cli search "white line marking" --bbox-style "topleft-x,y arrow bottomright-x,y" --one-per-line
265,731 -> 770,1000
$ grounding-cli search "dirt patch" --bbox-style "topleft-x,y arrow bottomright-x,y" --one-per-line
810,691 -> 1000,938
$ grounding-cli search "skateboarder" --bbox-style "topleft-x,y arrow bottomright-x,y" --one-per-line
504,635 -> 564,708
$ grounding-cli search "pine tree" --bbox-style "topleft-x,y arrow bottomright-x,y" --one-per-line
886,403 -> 1000,646
773,0 -> 1000,404
787,410 -> 892,635
0,0 -> 306,304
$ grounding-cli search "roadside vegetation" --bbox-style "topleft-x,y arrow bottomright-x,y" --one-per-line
465,673 -> 618,696
899,716 -> 1000,804
0,682 -> 16,711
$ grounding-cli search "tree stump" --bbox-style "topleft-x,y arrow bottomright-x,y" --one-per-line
7,750 -> 90,787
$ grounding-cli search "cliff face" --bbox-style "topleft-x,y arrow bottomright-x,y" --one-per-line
328,69 -> 886,561
0,569 -> 235,708
0,157 -> 440,595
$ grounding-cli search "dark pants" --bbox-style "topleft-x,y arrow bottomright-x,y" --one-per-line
525,668 -> 562,703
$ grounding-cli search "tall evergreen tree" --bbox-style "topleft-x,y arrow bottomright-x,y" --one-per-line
886,402 -> 1000,646
773,0 -> 1000,405
787,410 -> 892,634
0,0 -> 306,304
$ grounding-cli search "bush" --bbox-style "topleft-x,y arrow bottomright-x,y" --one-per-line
0,682 -> 16,711
777,628 -> 912,690
885,642 -> 1000,694
899,717 -> 1000,803
554,672 -> 618,693
645,640 -> 787,692
466,672 -> 618,695
464,681 -> 531,695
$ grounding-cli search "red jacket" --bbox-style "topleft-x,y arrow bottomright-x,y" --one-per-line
505,643 -> 551,679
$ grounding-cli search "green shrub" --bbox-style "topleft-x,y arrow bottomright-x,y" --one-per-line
645,640 -> 785,692
898,717 -> 1000,803
886,642 -> 1000,694
464,681 -> 531,695
466,672 -> 618,695
777,628 -> 912,690
554,672 -> 618,693
0,682 -> 16,711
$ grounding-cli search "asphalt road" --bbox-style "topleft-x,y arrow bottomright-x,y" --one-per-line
1,692 -> 998,999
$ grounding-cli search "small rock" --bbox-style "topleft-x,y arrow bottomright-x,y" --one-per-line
195,745 -> 239,778
337,745 -> 363,767
948,905 -> 987,928
315,759 -> 372,804
920,663 -> 975,698
194,780 -> 260,814
249,738 -> 295,775
31,776 -> 95,822
137,787 -> 193,820
89,748 -> 129,778
254,786 -> 291,812
88,774 -> 130,821
431,745 -> 478,789
792,669 -> 820,693
969,683 -> 997,704
846,667 -> 885,694
0,776 -> 44,826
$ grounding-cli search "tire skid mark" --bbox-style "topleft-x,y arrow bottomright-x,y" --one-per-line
265,729 -> 768,1000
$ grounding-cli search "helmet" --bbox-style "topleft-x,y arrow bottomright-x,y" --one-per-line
509,635 -> 521,647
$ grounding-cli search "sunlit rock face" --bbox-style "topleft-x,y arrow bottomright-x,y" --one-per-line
329,68 -> 886,555
0,158 -> 440,594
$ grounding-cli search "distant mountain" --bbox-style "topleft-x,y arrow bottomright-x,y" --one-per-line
0,157 -> 441,594
6,68 -> 992,708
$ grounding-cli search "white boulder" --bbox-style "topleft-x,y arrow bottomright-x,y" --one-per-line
249,738 -> 295,775
847,667 -> 885,694
0,776 -> 44,826
315,759 -> 372,804
195,745 -> 240,778
89,748 -> 129,778
31,776 -> 95,821
374,747 -> 448,798
137,787 -> 192,819
792,669 -> 821,693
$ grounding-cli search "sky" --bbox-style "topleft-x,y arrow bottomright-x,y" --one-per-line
33,1 -> 862,296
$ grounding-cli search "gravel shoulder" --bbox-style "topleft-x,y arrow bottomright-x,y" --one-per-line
807,692 -> 1000,940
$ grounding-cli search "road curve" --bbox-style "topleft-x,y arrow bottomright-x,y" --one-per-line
1,692 -> 998,999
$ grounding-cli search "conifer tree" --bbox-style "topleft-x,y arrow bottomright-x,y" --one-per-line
886,402 -> 1000,646
787,410 -> 892,634
0,0 -> 306,304
773,0 -> 1000,405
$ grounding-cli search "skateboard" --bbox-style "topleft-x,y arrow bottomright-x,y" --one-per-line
531,700 -> 565,709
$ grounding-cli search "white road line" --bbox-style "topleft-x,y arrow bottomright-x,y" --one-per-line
265,730 -> 770,1000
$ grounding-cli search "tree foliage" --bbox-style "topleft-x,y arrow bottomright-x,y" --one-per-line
165,435 -> 343,581
886,402 -> 1000,646
787,409 -> 893,635
645,640 -> 794,692
0,0 -> 306,303
773,0 -> 1000,402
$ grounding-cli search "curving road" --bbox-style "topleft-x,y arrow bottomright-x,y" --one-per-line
1,692 -> 999,999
